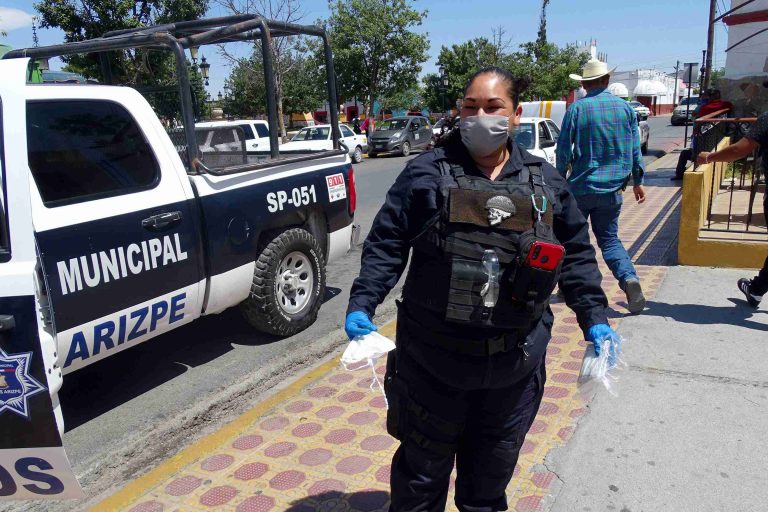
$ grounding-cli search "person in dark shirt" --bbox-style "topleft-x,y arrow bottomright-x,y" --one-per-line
344,67 -> 617,511
696,111 -> 768,308
673,90 -> 734,181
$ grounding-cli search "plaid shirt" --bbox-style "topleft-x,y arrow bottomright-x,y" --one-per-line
555,88 -> 644,195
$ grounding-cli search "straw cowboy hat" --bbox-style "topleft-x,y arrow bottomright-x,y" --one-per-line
569,58 -> 617,82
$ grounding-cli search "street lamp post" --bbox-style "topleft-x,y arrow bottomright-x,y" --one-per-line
199,56 -> 210,87
438,65 -> 448,115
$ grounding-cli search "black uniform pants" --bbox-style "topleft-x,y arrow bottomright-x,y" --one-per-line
675,148 -> 693,178
386,349 -> 546,512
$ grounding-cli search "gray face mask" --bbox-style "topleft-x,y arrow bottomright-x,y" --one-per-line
460,115 -> 510,158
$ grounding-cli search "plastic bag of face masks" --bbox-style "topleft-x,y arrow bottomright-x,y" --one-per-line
340,332 -> 396,407
578,335 -> 627,396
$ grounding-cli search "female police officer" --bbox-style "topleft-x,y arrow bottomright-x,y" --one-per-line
345,67 -> 617,512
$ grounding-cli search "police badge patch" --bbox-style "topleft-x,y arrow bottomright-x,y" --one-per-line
0,348 -> 46,420
485,196 -> 516,226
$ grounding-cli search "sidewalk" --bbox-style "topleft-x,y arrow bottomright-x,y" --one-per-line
92,155 -> 765,512
545,266 -> 768,512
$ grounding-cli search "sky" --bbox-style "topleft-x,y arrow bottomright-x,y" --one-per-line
1,0 -> 730,97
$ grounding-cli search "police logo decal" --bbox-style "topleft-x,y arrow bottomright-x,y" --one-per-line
485,196 -> 516,226
0,348 -> 47,420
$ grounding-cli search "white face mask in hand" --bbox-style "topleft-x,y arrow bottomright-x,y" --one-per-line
460,115 -> 510,158
340,332 -> 396,407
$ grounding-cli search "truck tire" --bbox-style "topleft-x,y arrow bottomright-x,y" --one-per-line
241,228 -> 326,336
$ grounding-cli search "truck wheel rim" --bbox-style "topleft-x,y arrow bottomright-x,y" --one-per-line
276,251 -> 315,315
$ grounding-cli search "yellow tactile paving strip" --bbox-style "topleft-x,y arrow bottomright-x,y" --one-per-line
96,183 -> 679,512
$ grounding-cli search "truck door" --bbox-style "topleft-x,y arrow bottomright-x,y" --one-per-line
25,88 -> 204,374
0,58 -> 84,500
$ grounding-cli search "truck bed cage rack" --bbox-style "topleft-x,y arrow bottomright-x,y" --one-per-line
1,15 -> 343,175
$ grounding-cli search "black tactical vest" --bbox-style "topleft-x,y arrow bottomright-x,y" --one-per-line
403,155 -> 562,331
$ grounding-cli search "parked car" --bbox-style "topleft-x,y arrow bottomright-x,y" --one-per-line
368,115 -> 432,157
514,117 -> 561,165
671,96 -> 700,126
629,101 -> 650,120
639,118 -> 650,154
515,116 -> 650,161
280,124 -> 368,163
197,119 -> 271,152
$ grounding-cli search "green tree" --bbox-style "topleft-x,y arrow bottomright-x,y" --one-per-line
327,0 -> 429,119
215,0 -> 312,140
710,67 -> 726,85
421,73 -> 442,112
34,1 -> 208,122
505,42 -> 588,101
35,0 -> 208,84
379,85 -> 423,113
222,41 -> 323,120
535,0 -> 550,59
432,35 -> 511,110
223,55 -> 267,119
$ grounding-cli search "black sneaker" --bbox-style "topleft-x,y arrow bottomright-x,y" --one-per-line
623,278 -> 646,314
738,278 -> 763,308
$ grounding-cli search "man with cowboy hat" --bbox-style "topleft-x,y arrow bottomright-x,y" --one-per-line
556,58 -> 647,314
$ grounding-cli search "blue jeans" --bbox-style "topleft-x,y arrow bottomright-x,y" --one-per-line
574,191 -> 638,285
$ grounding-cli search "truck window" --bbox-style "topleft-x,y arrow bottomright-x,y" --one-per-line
26,100 -> 160,207
237,123 -> 255,139
0,98 -> 9,260
253,123 -> 270,138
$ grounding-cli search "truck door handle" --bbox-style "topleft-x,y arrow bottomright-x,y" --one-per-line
0,315 -> 15,332
142,211 -> 182,231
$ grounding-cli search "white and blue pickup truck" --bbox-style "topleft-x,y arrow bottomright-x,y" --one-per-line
0,15 -> 356,500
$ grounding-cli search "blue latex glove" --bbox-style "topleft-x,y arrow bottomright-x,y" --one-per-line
345,311 -> 377,340
587,324 -> 619,356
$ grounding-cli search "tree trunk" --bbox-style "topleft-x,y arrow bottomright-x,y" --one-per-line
277,94 -> 287,142
275,72 -> 287,142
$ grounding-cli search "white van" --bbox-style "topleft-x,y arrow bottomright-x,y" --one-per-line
520,101 -> 567,129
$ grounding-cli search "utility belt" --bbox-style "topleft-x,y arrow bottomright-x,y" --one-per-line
398,303 -> 531,356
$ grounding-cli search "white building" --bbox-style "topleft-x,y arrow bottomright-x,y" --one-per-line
718,0 -> 768,116
610,69 -> 685,115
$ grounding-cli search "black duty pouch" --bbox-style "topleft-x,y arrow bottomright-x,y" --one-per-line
510,222 -> 564,306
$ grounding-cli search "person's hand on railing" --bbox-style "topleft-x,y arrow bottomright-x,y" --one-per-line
696,152 -> 711,165
633,185 -> 646,203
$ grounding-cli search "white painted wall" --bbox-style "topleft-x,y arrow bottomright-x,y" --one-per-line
725,0 -> 768,79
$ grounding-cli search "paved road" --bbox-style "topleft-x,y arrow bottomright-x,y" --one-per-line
46,116 -> 687,509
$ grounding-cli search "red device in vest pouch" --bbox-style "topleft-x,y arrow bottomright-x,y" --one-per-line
524,241 -> 565,271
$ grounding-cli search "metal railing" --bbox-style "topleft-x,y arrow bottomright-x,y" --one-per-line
2,15 -> 344,176
692,110 -> 765,234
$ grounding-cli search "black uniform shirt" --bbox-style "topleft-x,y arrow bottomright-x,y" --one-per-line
348,138 -> 609,338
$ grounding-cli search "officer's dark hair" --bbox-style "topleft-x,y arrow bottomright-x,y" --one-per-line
435,67 -> 530,149
463,67 -> 530,107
